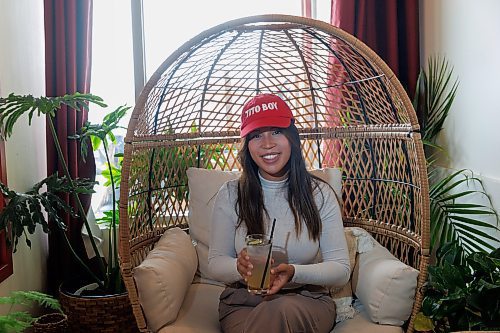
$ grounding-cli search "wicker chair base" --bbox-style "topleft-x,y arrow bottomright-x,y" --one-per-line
33,313 -> 68,333
59,287 -> 138,333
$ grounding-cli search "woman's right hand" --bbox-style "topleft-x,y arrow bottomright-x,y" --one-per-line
237,248 -> 253,281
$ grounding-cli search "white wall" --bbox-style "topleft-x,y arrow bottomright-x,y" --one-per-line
420,0 -> 500,246
0,0 -> 48,309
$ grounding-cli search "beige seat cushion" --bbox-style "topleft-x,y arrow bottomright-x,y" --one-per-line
158,282 -> 403,333
309,167 -> 342,204
135,229 -> 412,332
186,168 -> 241,249
333,303 -> 403,333
158,283 -> 225,333
186,167 -> 240,280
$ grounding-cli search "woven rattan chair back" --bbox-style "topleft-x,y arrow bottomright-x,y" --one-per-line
119,15 -> 430,333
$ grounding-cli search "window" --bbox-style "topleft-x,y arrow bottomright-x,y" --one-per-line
0,140 -> 13,282
142,1 -> 302,80
89,1 -> 330,217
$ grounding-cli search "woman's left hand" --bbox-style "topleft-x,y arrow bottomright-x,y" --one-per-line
266,263 -> 295,295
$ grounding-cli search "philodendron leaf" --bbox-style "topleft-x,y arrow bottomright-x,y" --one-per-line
75,104 -> 129,159
473,285 -> 500,323
440,262 -> 467,290
95,209 -> 120,228
439,291 -> 467,319
488,247 -> 500,260
422,294 -> 443,318
101,163 -> 122,187
467,252 -> 496,275
0,174 -> 97,251
437,240 -> 463,265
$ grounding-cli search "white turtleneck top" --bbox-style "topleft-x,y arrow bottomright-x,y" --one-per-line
207,174 -> 350,288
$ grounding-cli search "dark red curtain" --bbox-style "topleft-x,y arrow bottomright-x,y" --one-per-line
302,0 -> 312,18
44,0 -> 95,293
331,0 -> 420,98
0,140 -> 13,282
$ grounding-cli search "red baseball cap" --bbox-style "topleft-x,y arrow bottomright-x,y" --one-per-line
240,94 -> 294,137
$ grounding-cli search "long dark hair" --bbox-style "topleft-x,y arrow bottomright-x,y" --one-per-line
236,124 -> 324,241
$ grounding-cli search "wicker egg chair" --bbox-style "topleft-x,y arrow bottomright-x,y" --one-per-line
119,14 -> 430,333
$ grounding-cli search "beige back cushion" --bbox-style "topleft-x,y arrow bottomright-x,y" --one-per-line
351,242 -> 419,326
186,168 -> 241,281
186,168 -> 241,249
133,227 -> 198,332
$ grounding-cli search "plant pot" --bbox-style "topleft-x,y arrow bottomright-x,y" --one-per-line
33,312 -> 68,333
58,285 -> 137,333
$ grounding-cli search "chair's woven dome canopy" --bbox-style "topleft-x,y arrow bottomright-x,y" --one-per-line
124,15 -> 428,258
123,13 -> 428,270
132,15 -> 418,139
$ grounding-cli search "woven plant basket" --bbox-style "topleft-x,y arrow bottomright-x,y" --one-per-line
33,313 -> 68,333
59,287 -> 137,333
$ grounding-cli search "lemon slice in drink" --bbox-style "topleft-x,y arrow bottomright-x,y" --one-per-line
247,239 -> 264,246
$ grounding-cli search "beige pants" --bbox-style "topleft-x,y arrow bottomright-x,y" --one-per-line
218,285 -> 336,333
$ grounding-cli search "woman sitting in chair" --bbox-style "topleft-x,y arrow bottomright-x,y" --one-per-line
208,93 -> 350,333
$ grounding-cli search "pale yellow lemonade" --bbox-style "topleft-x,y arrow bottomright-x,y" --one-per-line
246,236 -> 272,294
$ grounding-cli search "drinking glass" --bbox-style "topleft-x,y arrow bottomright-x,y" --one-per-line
245,234 -> 272,295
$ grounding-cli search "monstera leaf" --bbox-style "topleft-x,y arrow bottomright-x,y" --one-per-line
0,174 -> 96,251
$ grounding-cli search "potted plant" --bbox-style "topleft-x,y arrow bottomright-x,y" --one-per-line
412,57 -> 500,332
0,93 -> 134,332
0,290 -> 67,333
420,241 -> 500,332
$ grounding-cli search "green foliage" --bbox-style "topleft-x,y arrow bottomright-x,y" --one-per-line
421,241 -> 500,332
0,174 -> 96,251
0,93 -> 106,140
70,105 -> 130,162
148,122 -> 231,204
73,104 -> 129,292
101,156 -> 122,188
413,56 -> 500,259
0,92 -> 126,294
413,56 -> 500,332
413,56 -> 458,145
0,311 -> 33,333
0,291 -> 62,333
429,169 -> 499,254
95,209 -> 119,226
